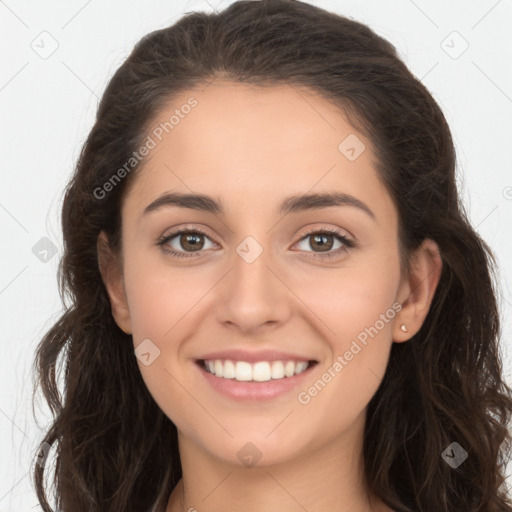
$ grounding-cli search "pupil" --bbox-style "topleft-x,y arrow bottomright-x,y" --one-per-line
183,233 -> 203,251
312,234 -> 332,252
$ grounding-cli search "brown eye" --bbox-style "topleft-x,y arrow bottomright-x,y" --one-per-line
157,229 -> 217,258
294,227 -> 355,260
178,232 -> 205,252
308,233 -> 335,252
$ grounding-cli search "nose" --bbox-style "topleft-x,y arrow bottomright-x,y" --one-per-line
214,237 -> 293,334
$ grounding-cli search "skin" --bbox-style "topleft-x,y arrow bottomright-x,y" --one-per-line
98,81 -> 442,512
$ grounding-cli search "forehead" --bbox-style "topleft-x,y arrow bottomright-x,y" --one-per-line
145,80 -> 360,170
123,81 -> 396,226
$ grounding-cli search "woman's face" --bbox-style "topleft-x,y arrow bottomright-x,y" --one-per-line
104,81 -> 418,466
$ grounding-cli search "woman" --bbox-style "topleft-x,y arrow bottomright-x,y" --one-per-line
32,1 -> 512,511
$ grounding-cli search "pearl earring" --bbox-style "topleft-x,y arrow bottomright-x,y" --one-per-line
400,324 -> 408,332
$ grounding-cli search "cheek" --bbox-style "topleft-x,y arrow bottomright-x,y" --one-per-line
294,251 -> 400,393
121,251 -> 205,430
296,251 -> 400,341
122,249 -> 204,339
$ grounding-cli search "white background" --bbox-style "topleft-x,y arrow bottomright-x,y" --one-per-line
1,0 -> 511,509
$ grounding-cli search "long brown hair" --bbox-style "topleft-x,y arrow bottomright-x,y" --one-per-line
32,1 -> 512,510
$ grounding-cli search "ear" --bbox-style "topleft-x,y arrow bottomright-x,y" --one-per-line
393,238 -> 443,343
97,230 -> 132,335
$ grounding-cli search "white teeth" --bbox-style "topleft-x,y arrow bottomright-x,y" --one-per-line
203,359 -> 311,381
295,361 -> 308,374
284,361 -> 295,378
235,361 -> 253,381
223,360 -> 236,379
270,361 -> 285,379
214,360 -> 224,378
252,362 -> 271,382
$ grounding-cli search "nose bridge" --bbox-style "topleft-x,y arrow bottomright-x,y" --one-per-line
231,232 -> 275,295
215,230 -> 292,331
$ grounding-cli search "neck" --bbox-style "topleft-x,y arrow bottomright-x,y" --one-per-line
165,411 -> 392,512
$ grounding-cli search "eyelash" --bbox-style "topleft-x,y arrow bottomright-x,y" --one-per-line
156,226 -> 355,261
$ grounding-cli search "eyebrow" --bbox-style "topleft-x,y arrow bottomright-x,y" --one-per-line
142,191 -> 376,220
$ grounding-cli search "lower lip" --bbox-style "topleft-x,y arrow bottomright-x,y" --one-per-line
195,361 -> 317,402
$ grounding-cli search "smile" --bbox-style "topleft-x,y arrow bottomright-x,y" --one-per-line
200,359 -> 314,382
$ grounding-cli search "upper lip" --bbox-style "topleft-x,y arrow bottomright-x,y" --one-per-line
196,349 -> 317,363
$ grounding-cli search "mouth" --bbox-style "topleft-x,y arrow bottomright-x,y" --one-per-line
195,357 -> 319,402
194,349 -> 320,402
196,358 -> 319,382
